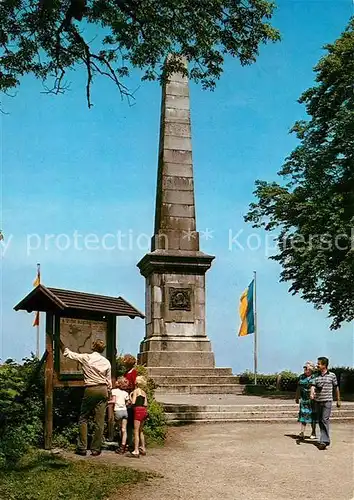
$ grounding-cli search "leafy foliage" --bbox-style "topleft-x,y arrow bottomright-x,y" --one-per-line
240,367 -> 354,394
143,397 -> 166,445
245,20 -> 354,329
52,387 -> 83,449
331,366 -> 354,393
0,357 -> 44,468
0,0 -> 280,106
240,371 -> 278,389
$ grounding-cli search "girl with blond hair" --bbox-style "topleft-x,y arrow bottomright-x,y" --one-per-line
129,375 -> 148,458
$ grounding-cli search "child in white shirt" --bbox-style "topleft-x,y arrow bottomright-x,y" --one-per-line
111,377 -> 130,453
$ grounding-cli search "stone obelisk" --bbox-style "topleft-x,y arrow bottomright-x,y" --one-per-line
137,61 -> 216,368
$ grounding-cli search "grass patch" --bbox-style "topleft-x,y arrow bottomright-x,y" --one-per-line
0,451 -> 151,500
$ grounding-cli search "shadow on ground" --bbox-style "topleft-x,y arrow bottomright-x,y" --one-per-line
284,434 -> 321,448
169,421 -> 197,427
257,393 -> 295,400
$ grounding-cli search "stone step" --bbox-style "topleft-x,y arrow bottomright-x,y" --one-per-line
164,404 -> 296,412
163,403 -> 354,413
147,367 -> 233,377
167,416 -> 354,424
153,375 -> 240,386
155,384 -> 245,395
165,409 -> 354,421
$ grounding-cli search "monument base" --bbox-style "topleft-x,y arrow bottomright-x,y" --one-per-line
138,336 -> 215,367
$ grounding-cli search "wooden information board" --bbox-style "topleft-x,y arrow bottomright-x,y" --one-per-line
58,317 -> 107,376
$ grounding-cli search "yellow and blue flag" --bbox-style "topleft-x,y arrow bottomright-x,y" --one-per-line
238,279 -> 255,336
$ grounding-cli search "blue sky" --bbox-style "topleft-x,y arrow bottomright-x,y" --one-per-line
1,1 -> 353,374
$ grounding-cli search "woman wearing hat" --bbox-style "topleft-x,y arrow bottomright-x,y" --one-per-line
296,361 -> 317,440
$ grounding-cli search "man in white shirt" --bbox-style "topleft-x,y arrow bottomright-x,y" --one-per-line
61,339 -> 112,456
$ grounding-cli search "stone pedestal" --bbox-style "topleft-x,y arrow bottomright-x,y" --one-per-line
137,251 -> 215,368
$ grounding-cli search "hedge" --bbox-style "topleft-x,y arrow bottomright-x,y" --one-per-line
240,367 -> 354,394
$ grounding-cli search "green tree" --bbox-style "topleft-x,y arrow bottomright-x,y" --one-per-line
245,19 -> 354,330
0,0 -> 279,107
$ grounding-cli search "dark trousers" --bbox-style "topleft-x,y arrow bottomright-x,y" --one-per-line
78,385 -> 108,452
315,401 -> 332,445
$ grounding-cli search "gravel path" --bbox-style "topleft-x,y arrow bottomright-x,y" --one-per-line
80,423 -> 354,500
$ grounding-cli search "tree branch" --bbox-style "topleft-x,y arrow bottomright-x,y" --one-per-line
41,68 -> 69,96
71,28 -> 134,107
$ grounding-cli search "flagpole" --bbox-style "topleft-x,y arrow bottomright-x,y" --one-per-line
36,263 -> 40,358
253,270 -> 258,385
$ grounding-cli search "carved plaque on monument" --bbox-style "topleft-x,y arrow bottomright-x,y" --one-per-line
59,317 -> 107,375
169,288 -> 192,311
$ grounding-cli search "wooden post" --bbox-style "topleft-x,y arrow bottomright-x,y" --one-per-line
112,317 -> 117,385
106,315 -> 116,442
36,319 -> 40,359
44,312 -> 54,450
107,315 -> 117,385
35,263 -> 41,358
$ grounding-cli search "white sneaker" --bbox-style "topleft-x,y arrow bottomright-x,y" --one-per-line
309,434 -> 317,440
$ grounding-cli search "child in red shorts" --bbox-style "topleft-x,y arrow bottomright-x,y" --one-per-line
129,376 -> 148,458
